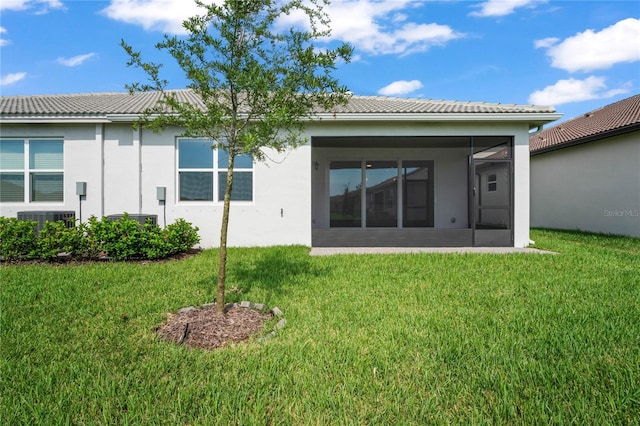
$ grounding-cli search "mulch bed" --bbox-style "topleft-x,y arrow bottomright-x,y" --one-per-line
156,304 -> 274,350
0,249 -> 203,266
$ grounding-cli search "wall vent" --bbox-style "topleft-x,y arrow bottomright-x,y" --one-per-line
17,211 -> 76,232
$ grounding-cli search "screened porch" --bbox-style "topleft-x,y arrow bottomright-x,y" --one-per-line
311,136 -> 513,247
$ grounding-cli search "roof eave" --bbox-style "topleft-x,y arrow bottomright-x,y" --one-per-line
316,112 -> 562,126
2,112 -> 563,127
0,115 -> 111,124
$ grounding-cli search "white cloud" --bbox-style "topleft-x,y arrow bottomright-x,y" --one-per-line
101,0 -> 205,34
102,1 -> 462,56
539,18 -> 640,72
0,72 -> 27,86
470,0 -> 542,17
533,37 -> 558,49
284,0 -> 463,55
0,0 -> 63,12
57,53 -> 96,67
378,80 -> 423,96
528,76 -> 630,105
0,27 -> 9,47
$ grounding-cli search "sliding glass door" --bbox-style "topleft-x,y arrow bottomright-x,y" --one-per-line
366,161 -> 398,227
329,161 -> 361,227
330,160 -> 433,228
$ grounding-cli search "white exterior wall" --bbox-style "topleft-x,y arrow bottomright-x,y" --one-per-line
0,123 -> 104,219
531,131 -> 640,237
1,119 -> 533,247
0,122 -> 311,248
130,126 -> 312,248
513,127 -> 531,247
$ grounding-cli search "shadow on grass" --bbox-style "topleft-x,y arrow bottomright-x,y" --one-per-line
193,246 -> 327,304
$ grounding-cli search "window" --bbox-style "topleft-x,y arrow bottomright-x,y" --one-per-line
487,173 -> 497,192
329,159 -> 433,228
329,161 -> 362,227
177,138 -> 253,202
0,139 -> 64,203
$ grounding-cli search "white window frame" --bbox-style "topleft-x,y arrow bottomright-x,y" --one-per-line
487,173 -> 497,192
176,138 -> 254,204
0,138 -> 64,204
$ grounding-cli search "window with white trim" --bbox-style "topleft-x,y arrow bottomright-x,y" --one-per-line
0,139 -> 64,203
487,173 -> 497,192
177,138 -> 253,202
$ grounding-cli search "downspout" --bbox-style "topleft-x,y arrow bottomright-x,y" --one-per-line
134,127 -> 142,214
98,123 -> 105,218
529,125 -> 544,135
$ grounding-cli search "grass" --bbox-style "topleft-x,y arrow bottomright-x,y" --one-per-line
1,229 -> 639,424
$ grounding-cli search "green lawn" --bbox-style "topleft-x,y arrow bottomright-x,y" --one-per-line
2,229 -> 639,424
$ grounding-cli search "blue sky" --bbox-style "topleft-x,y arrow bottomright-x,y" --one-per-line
1,0 -> 639,122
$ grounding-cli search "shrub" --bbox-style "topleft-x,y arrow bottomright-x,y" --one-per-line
100,214 -> 145,261
37,220 -> 88,261
140,221 -> 172,260
165,218 -> 200,255
0,214 -> 200,262
0,217 -> 38,261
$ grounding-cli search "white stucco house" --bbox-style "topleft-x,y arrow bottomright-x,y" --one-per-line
0,91 -> 561,248
530,94 -> 640,238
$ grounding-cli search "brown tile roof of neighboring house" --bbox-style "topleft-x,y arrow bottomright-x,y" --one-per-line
0,90 -> 557,120
530,94 -> 640,154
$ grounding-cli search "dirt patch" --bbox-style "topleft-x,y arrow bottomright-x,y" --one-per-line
156,304 -> 274,350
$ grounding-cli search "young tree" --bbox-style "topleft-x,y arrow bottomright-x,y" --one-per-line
121,0 -> 352,314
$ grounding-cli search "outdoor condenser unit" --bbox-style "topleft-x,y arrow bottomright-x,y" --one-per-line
106,214 -> 158,226
17,211 -> 76,232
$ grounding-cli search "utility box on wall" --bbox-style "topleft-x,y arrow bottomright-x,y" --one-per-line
76,182 -> 87,196
156,186 -> 166,201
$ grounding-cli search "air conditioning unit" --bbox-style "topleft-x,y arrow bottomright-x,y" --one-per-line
17,211 -> 76,232
106,214 -> 158,226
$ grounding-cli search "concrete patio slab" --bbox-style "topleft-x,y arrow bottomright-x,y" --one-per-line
309,247 -> 557,256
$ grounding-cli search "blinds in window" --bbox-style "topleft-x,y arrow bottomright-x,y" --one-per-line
31,173 -> 63,202
30,140 -> 63,170
0,140 -> 24,170
0,173 -> 25,202
218,172 -> 253,201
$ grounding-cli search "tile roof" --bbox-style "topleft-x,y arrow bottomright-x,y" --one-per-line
0,90 -> 205,117
530,94 -> 640,154
328,95 -> 555,114
0,90 -> 556,120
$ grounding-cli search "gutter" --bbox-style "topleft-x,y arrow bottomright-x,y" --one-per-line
1,112 -> 563,128
314,112 -> 562,124
0,116 -> 111,124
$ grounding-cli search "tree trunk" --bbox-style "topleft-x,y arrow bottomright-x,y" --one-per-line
216,153 -> 235,314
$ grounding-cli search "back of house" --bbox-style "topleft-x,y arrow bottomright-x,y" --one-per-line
1,91 -> 561,248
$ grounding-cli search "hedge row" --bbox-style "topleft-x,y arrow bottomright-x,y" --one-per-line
0,214 -> 200,262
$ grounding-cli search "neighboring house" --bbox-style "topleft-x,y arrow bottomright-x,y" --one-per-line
530,94 -> 640,238
0,91 -> 560,248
